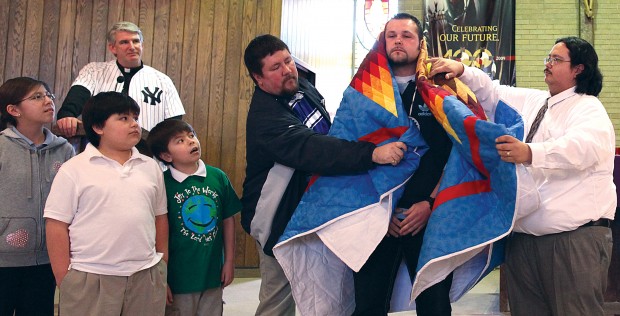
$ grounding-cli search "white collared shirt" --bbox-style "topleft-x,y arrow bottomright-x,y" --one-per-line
44,143 -> 167,275
169,160 -> 207,182
461,67 -> 616,235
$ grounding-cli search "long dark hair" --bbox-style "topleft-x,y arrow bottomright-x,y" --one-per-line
556,36 -> 603,96
0,77 -> 50,130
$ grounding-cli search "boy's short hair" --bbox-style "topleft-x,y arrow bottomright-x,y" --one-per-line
386,13 -> 423,41
82,92 -> 140,147
147,119 -> 195,165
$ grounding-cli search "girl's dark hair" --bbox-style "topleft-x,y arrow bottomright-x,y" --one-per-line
147,119 -> 195,165
82,92 -> 140,147
556,36 -> 603,96
0,77 -> 51,130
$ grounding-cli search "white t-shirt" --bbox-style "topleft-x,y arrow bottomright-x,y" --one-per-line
44,144 -> 167,276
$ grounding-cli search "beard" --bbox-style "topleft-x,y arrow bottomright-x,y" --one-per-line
281,75 -> 299,96
388,50 -> 411,66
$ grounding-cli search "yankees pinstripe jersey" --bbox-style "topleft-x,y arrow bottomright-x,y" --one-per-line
70,60 -> 185,131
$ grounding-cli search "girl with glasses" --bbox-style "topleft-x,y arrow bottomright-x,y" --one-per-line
0,77 -> 75,315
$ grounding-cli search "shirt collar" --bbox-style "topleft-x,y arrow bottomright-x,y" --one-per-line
169,160 -> 206,183
394,75 -> 416,94
116,60 -> 144,74
394,75 -> 416,84
84,143 -> 145,163
548,86 -> 577,108
10,126 -> 53,149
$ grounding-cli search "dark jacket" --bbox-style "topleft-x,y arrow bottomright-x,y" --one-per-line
397,81 -> 452,208
241,78 -> 377,256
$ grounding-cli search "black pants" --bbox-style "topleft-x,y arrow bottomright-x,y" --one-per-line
353,229 -> 452,316
0,264 -> 56,316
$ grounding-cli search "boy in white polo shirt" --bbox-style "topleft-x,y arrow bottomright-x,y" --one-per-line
44,92 -> 168,316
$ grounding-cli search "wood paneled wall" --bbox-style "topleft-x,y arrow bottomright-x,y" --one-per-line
0,0 -> 283,268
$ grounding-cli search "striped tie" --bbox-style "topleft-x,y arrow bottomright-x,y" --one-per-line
525,99 -> 549,143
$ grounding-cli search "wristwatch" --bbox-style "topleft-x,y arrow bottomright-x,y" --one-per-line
425,196 -> 435,209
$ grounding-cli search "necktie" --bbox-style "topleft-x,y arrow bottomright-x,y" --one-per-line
525,99 -> 549,143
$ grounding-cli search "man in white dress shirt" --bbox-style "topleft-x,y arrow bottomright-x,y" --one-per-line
430,36 -> 615,316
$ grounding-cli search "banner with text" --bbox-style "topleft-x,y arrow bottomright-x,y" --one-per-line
424,0 -> 515,86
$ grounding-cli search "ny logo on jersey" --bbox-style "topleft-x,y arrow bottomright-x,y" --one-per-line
142,87 -> 163,105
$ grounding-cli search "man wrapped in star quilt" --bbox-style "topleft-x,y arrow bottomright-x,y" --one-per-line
272,33 -> 428,316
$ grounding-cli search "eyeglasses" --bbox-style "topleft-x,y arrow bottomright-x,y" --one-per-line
544,57 -> 571,66
19,91 -> 56,103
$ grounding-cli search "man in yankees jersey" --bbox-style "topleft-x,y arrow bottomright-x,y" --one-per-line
352,13 -> 454,315
56,22 -> 185,149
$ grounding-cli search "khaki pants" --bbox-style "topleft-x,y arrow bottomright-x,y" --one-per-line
59,259 -> 167,316
255,242 -> 295,316
165,287 -> 223,316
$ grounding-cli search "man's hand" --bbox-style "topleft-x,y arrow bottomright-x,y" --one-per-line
387,214 -> 401,237
495,135 -> 532,164
399,200 -> 432,236
372,142 -> 407,166
428,57 -> 465,80
56,117 -> 81,137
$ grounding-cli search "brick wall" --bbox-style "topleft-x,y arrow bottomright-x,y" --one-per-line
399,0 -> 620,145
595,1 -> 620,137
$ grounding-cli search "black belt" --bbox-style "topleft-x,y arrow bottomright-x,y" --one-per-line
580,218 -> 612,228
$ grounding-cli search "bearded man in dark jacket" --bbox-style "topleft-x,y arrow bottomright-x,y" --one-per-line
241,34 -> 407,316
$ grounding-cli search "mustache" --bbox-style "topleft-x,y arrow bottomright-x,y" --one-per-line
389,47 -> 407,54
283,74 -> 298,82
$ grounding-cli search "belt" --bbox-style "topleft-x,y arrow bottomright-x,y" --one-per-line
580,218 -> 612,228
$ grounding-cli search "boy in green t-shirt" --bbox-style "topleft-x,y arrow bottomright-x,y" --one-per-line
148,120 -> 241,316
